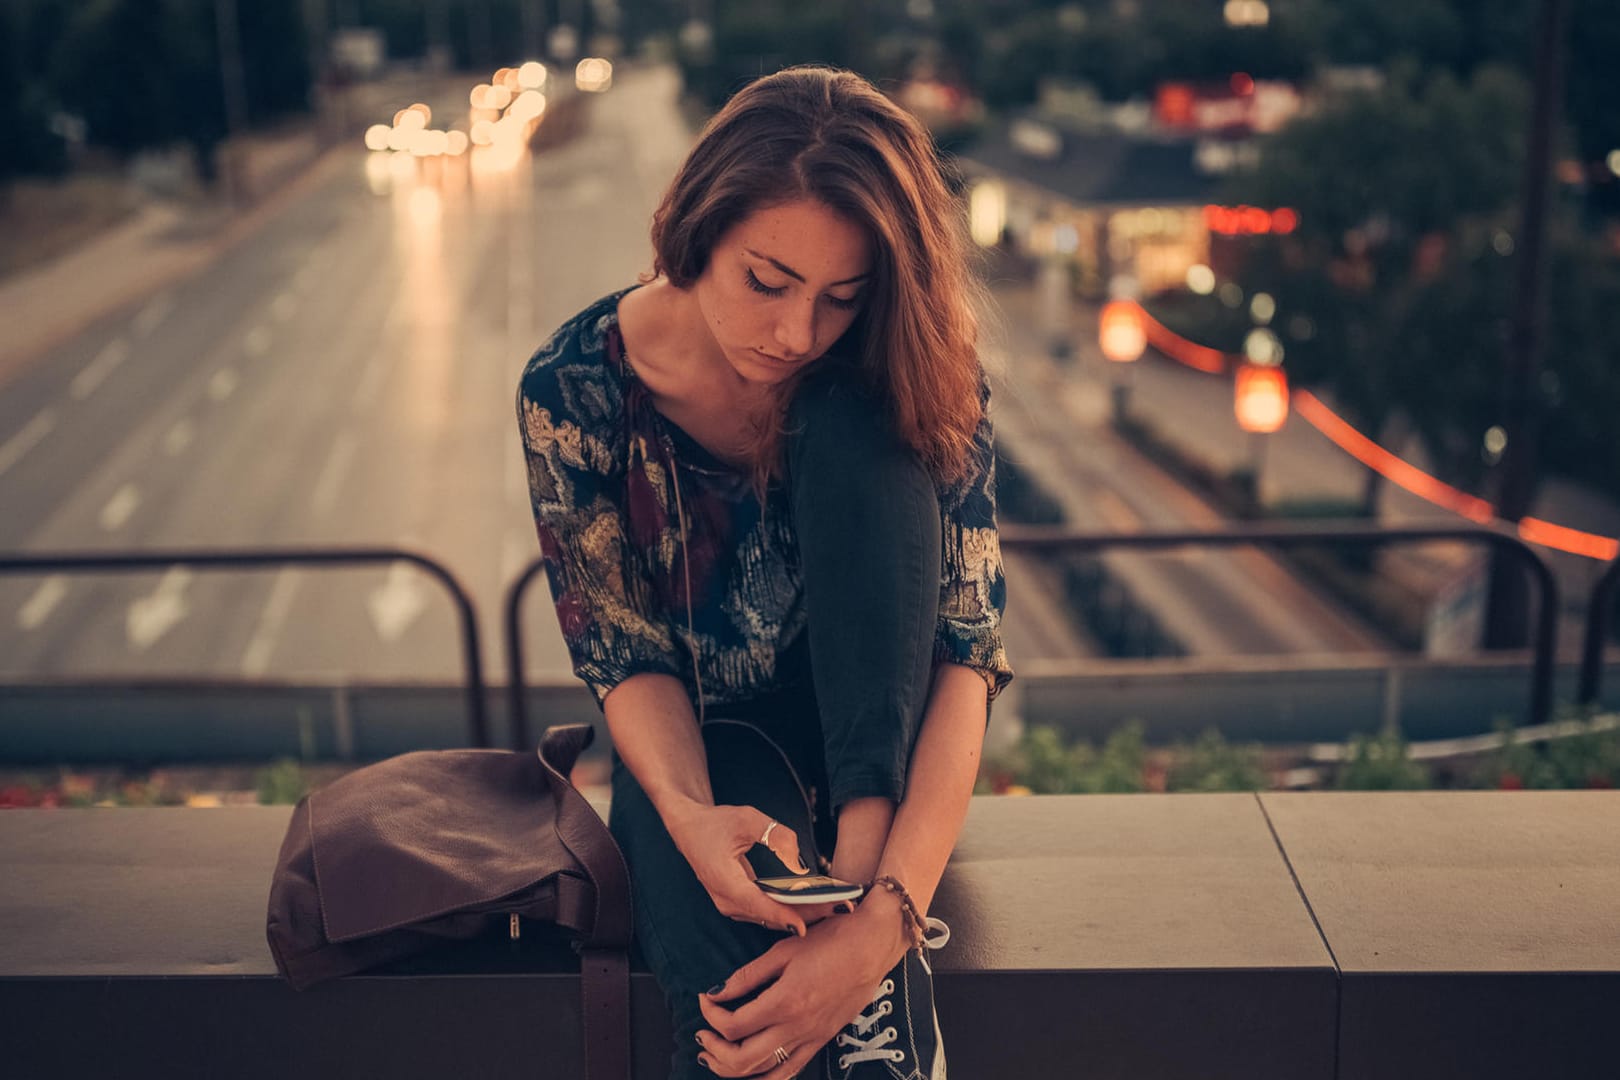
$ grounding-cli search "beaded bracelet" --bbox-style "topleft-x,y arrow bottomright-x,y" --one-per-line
868,874 -> 930,952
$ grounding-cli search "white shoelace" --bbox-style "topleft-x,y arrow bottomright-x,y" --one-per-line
836,917 -> 951,1068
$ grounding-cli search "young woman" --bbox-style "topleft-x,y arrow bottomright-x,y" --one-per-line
517,65 -> 1011,1079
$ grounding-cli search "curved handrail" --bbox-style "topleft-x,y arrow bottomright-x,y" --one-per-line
502,520 -> 1561,739
1579,554 -> 1620,706
996,521 -> 1559,728
0,546 -> 490,747
504,555 -> 555,751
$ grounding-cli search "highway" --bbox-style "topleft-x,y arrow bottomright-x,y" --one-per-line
0,60 -> 1414,694
0,66 -> 693,684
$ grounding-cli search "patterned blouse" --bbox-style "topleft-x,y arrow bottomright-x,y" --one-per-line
516,287 -> 1012,713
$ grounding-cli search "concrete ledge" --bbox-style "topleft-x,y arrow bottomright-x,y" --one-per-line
1,793 -> 1616,1078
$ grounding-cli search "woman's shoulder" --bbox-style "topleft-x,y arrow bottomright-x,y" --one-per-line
517,286 -> 636,420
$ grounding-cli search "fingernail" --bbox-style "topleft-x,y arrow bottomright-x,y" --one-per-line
695,1033 -> 705,1046
698,1055 -> 711,1072
835,902 -> 854,915
706,983 -> 725,996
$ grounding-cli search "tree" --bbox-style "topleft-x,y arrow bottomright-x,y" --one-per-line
1228,64 -> 1532,514
38,0 -> 310,183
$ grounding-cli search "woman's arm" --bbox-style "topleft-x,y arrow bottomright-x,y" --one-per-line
606,672 -> 831,935
694,662 -> 988,1076
603,672 -> 714,825
845,661 -> 987,956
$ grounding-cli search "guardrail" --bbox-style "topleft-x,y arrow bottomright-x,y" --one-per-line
3,524 -> 1600,754
504,555 -> 554,752
1580,553 -> 1620,708
0,547 -> 491,747
995,522 -> 1560,728
502,521 -> 1565,738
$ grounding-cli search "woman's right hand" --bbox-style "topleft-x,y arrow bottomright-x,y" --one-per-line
664,802 -> 845,937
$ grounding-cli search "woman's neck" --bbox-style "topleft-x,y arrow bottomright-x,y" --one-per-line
626,279 -> 768,409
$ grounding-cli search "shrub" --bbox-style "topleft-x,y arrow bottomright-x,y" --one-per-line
1166,728 -> 1268,791
256,759 -> 309,805
1336,731 -> 1431,790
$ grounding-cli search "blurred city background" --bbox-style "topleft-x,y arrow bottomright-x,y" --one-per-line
2,0 -> 1619,805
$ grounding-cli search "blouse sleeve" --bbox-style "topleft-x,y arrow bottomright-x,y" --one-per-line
516,348 -> 681,710
933,375 -> 1014,703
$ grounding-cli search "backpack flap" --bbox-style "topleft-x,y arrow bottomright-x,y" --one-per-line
309,747 -> 577,944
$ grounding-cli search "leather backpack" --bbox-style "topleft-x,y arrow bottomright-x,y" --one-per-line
266,724 -> 632,1079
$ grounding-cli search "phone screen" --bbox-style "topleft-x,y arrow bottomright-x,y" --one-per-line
755,875 -> 865,904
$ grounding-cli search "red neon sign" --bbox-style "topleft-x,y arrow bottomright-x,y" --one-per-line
1203,205 -> 1300,236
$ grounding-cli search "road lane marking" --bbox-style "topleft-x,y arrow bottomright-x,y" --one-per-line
133,293 -> 173,337
271,293 -> 298,322
208,367 -> 239,401
244,326 -> 272,356
126,567 -> 190,651
17,576 -> 68,631
353,350 -> 387,409
0,409 -> 56,478
368,563 -> 427,642
241,569 -> 301,675
70,339 -> 129,399
1096,488 -> 1143,532
312,431 -> 360,513
99,483 -> 141,531
163,417 -> 195,455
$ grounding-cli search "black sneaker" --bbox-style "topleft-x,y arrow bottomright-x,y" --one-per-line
824,917 -> 950,1080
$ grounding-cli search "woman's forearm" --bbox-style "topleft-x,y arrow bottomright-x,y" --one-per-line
603,672 -> 713,831
874,662 -> 988,915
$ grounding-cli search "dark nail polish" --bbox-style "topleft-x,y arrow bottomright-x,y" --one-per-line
835,902 -> 854,915
698,1056 -> 711,1072
695,1033 -> 705,1046
706,983 -> 726,996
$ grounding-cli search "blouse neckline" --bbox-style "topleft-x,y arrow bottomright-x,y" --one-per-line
604,287 -> 756,482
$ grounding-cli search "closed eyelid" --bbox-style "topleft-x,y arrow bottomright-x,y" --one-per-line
744,249 -> 868,288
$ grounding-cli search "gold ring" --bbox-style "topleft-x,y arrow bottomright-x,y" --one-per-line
773,1046 -> 790,1065
760,820 -> 779,846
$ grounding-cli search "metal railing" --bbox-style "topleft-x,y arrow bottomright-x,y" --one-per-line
0,547 -> 491,747
996,521 -> 1560,728
1580,554 -> 1620,707
505,555 -> 556,751
503,520 -> 1564,737
6,524 -> 1606,754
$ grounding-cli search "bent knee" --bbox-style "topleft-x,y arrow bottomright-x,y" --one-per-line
785,369 -> 922,476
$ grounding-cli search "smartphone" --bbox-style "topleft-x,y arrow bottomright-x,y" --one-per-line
755,874 -> 865,905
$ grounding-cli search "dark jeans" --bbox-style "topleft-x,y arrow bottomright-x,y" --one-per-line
607,371 -> 943,1080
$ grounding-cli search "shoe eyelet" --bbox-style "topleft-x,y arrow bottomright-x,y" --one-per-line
890,1051 -> 905,1063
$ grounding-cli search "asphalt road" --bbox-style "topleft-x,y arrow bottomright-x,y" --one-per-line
0,66 -> 691,684
0,59 -> 1415,692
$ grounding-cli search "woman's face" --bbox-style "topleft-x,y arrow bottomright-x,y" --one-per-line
691,198 -> 872,388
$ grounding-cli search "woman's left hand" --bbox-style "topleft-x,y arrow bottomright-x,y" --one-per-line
694,898 -> 911,1078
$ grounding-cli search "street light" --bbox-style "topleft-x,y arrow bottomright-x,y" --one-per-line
1234,362 -> 1289,509
1099,299 -> 1146,424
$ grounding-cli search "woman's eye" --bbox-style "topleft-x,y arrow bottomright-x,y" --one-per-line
826,293 -> 861,311
745,269 -> 786,296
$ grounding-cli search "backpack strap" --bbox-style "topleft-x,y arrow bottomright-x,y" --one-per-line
540,724 -> 633,1080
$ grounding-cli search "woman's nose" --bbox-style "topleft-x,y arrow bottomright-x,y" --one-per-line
774,300 -> 815,358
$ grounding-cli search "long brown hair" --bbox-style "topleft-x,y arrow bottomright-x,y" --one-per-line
649,66 -> 985,497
